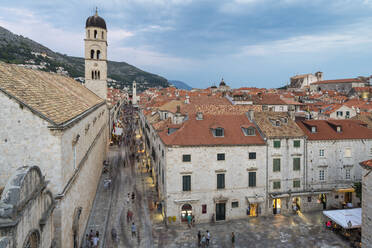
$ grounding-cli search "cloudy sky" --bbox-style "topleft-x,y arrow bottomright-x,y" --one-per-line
0,0 -> 372,88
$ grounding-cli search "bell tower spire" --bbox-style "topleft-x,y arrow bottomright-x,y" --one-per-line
84,10 -> 108,99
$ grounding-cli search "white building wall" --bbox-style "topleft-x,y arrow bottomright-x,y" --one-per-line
361,167 -> 372,248
306,139 -> 371,208
165,145 -> 267,223
267,138 -> 306,214
329,106 -> 356,119
0,93 -> 62,192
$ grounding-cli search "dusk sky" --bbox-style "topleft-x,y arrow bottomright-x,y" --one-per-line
1,0 -> 372,88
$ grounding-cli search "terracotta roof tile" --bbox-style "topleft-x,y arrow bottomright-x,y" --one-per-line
0,62 -> 104,125
158,114 -> 265,146
311,78 -> 361,85
254,112 -> 305,138
360,159 -> 372,170
296,119 -> 372,140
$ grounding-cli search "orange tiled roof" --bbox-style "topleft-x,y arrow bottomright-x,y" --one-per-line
0,62 -> 104,126
296,119 -> 372,140
311,78 -> 361,85
360,159 -> 372,170
158,114 -> 265,146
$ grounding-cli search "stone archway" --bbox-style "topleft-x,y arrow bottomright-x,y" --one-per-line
181,204 -> 192,222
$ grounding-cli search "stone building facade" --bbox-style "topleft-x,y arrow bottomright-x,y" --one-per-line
0,62 -> 109,247
359,159 -> 372,248
0,166 -> 54,248
297,120 -> 372,211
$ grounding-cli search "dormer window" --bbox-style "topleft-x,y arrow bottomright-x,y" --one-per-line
311,126 -> 317,133
275,120 -> 281,127
242,127 -> 255,136
336,126 -> 342,132
214,128 -> 224,137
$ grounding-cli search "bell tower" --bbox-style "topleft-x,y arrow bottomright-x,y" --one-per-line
84,9 -> 108,99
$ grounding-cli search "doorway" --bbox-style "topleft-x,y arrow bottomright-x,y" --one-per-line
273,199 -> 281,214
181,204 -> 192,222
319,194 -> 327,209
345,192 -> 352,203
249,204 -> 257,216
215,203 -> 226,221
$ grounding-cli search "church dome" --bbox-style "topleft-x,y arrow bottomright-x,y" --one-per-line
219,78 -> 226,86
86,11 -> 107,30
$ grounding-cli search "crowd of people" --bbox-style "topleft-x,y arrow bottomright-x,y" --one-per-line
82,230 -> 100,248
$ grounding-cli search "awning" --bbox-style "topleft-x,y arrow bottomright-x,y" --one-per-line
323,208 -> 361,229
337,188 -> 355,193
270,190 -> 332,199
245,196 -> 265,203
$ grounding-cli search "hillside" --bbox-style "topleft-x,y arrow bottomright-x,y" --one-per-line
168,80 -> 193,90
0,26 -> 169,90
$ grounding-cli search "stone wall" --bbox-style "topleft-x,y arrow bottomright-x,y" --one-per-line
0,166 -> 54,248
57,104 -> 108,247
0,93 -> 62,192
362,168 -> 372,248
165,145 -> 267,223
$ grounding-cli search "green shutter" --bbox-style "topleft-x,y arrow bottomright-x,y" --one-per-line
293,158 -> 300,171
293,180 -> 300,188
217,174 -> 225,189
273,159 -> 281,172
274,140 -> 281,148
249,172 -> 256,187
294,140 -> 300,147
183,175 -> 191,191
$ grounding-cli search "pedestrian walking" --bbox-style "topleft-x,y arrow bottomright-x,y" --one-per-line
192,215 -> 195,227
131,222 -> 137,237
187,214 -> 192,228
206,230 -> 210,246
82,234 -> 90,248
132,192 -> 135,202
197,231 -> 201,247
88,230 -> 94,246
92,232 -> 99,248
231,232 -> 235,248
200,235 -> 206,248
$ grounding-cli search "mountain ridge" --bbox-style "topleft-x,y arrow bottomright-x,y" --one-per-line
0,26 -> 169,91
168,80 -> 193,90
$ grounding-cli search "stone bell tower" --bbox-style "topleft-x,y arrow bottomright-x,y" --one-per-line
84,9 -> 108,100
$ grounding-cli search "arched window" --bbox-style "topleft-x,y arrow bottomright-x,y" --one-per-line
97,50 -> 101,60
88,30 -> 90,38
98,71 -> 100,79
101,31 -> 104,39
91,71 -> 94,79
94,30 -> 97,39
90,50 -> 94,59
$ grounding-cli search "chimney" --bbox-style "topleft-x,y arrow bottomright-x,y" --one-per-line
196,112 -> 203,120
247,110 -> 254,121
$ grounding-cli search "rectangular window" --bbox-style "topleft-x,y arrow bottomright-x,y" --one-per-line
248,172 -> 256,187
293,180 -> 301,188
293,140 -> 300,148
215,128 -> 224,137
319,170 -> 325,181
273,181 -> 281,189
217,174 -> 225,189
346,169 -> 351,180
344,148 -> 352,158
293,158 -> 300,171
336,111 -> 343,117
202,204 -> 207,214
247,128 -> 255,136
307,197 -> 312,202
273,140 -> 281,148
182,175 -> 191,191
319,149 -> 324,157
249,152 -> 256,160
182,154 -> 191,162
217,153 -> 225,161
273,158 -> 281,172
346,111 -> 350,118
231,201 -> 239,208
